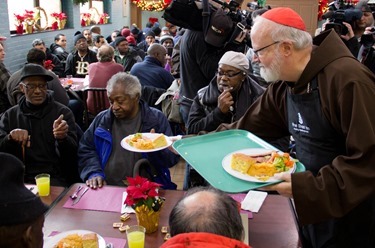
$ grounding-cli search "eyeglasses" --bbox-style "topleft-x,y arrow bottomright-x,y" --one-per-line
253,41 -> 280,57
21,83 -> 47,91
217,70 -> 243,78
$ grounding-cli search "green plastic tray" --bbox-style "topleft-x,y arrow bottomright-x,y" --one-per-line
173,129 -> 305,193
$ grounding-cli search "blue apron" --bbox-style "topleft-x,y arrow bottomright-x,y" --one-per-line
287,79 -> 375,248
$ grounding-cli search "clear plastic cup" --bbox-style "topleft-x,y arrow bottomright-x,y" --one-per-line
126,225 -> 146,248
35,173 -> 50,196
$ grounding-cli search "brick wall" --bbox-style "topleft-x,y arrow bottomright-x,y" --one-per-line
1,0 -> 131,73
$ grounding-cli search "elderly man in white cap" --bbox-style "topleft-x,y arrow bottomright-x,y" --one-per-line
216,7 -> 375,247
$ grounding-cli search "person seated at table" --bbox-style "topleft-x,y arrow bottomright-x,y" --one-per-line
0,152 -> 48,248
6,48 -> 69,107
187,51 -> 265,134
87,45 -> 124,115
0,64 -> 79,186
78,72 -> 179,190
0,40 -> 11,114
184,51 -> 265,189
82,28 -> 94,50
130,43 -> 174,90
137,31 -> 156,54
65,34 -> 98,78
161,186 -> 251,248
114,36 -> 142,73
31,38 -> 65,77
50,33 -> 69,62
92,35 -> 106,53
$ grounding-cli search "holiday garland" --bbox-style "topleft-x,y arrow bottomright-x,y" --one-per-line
132,0 -> 172,11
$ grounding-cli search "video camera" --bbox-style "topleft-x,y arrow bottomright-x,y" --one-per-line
323,1 -> 362,35
325,9 -> 363,35
212,0 -> 252,26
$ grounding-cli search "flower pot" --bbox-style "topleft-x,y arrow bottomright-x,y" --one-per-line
58,20 -> 66,30
16,24 -> 24,34
135,205 -> 161,234
51,21 -> 58,30
25,24 -> 33,34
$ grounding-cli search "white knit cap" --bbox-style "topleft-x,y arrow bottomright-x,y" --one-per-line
218,51 -> 249,72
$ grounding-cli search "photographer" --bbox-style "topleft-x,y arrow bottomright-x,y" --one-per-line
321,0 -> 374,57
358,26 -> 375,73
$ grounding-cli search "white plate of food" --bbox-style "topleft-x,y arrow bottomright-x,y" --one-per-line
121,133 -> 172,153
44,229 -> 106,248
222,148 -> 296,183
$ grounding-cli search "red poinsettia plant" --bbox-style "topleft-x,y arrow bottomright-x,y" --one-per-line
98,12 -> 110,24
51,12 -> 67,21
14,14 -> 26,24
125,176 -> 164,211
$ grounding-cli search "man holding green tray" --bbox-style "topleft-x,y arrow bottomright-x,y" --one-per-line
217,7 -> 375,248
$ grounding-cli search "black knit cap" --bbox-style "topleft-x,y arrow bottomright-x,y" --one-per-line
74,33 -> 86,45
131,27 -> 140,35
145,31 -> 156,38
0,152 -> 48,226
115,36 -> 127,46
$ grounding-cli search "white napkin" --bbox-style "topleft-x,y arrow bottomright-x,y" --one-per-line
241,190 -> 268,213
83,75 -> 89,86
121,192 -> 135,214
26,185 -> 38,195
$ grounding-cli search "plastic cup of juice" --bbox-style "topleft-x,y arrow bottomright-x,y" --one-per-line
35,173 -> 50,196
126,225 -> 146,248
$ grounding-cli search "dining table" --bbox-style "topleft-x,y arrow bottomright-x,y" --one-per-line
26,184 -> 67,207
60,77 -> 88,92
43,183 -> 301,248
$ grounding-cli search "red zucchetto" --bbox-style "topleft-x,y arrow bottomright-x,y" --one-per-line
261,7 -> 306,31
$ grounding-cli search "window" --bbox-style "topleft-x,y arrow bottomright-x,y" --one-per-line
80,0 -> 104,26
8,0 -> 62,34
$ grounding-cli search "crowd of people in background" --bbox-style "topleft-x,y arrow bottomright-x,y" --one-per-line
0,1 -> 375,247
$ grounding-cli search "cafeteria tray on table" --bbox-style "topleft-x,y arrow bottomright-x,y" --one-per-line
173,129 -> 306,193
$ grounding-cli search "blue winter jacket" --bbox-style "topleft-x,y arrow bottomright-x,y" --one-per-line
78,100 -> 179,189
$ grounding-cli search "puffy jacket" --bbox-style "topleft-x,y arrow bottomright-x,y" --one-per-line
78,100 -> 179,189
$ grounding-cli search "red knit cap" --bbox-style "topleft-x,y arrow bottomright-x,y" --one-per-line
261,7 -> 306,31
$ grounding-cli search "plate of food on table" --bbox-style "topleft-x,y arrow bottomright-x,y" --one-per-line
121,133 -> 172,152
44,229 -> 106,248
222,148 -> 297,183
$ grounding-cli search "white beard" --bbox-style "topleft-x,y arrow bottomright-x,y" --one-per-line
260,51 -> 282,83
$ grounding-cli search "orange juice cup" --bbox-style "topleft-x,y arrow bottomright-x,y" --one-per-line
126,225 -> 146,248
35,173 -> 50,196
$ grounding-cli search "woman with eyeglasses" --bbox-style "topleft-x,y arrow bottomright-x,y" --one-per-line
187,51 -> 265,135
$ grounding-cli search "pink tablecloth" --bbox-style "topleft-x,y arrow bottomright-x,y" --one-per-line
229,193 -> 253,219
63,186 -> 124,213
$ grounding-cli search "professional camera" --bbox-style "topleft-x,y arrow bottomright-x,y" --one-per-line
247,2 -> 261,10
325,8 -> 363,35
216,0 -> 243,12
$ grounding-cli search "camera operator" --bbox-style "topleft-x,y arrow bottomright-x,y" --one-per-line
358,26 -> 375,73
321,1 -> 374,57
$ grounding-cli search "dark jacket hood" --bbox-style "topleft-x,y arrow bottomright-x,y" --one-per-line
294,29 -> 355,93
